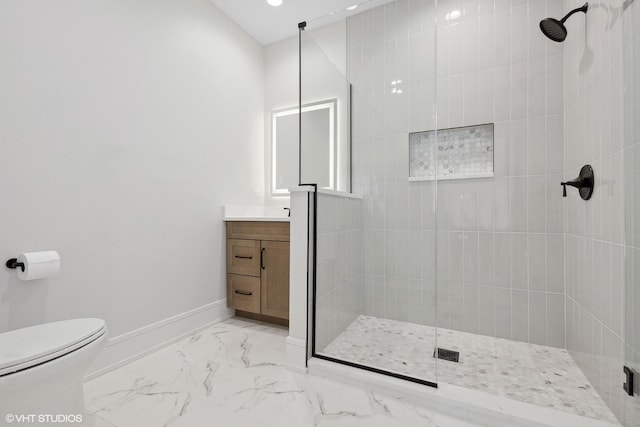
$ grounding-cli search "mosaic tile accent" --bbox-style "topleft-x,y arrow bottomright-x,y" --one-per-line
409,124 -> 494,180
320,315 -> 619,424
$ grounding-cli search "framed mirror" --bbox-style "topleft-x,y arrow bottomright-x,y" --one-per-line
271,99 -> 337,196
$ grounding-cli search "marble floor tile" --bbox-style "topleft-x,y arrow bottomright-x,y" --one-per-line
85,318 -> 480,427
320,315 -> 619,423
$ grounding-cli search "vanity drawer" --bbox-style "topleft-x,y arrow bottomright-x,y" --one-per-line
226,221 -> 289,242
228,274 -> 260,314
227,239 -> 260,276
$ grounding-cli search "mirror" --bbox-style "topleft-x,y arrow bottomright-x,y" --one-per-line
271,99 -> 336,195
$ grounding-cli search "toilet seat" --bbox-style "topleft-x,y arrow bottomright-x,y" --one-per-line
0,318 -> 107,377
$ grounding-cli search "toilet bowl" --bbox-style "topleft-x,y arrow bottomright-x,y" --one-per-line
0,319 -> 107,427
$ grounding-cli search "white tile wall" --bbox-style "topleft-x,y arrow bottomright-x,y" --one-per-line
348,0 -> 565,348
315,193 -> 365,352
563,0 -> 633,423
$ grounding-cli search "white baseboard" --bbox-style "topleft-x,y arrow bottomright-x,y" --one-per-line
85,299 -> 233,381
285,336 -> 308,374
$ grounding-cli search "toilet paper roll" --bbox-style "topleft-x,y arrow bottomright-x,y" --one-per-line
16,251 -> 60,281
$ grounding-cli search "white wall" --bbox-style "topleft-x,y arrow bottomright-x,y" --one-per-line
0,0 -> 264,340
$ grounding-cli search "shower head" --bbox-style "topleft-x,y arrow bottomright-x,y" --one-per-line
539,2 -> 588,42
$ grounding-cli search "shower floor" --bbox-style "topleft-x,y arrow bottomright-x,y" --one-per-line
320,315 -> 618,423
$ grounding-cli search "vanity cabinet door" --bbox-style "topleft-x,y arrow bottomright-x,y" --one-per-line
260,240 -> 290,319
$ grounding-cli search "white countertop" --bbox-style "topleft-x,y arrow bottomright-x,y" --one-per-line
223,205 -> 290,222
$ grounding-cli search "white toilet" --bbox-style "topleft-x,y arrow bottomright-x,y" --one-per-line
0,319 -> 107,426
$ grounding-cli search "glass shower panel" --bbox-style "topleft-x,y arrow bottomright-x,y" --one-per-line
299,20 -> 351,192
624,0 -> 640,422
302,1 -> 439,386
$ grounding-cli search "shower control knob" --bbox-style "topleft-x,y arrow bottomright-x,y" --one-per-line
561,165 -> 594,200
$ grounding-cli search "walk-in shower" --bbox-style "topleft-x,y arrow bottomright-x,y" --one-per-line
297,0 -> 639,425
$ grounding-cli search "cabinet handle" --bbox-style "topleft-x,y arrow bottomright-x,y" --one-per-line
260,248 -> 266,270
234,255 -> 253,259
234,290 -> 252,296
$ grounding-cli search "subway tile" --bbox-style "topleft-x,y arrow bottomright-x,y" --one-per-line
494,232 -> 510,288
510,233 -> 528,290
527,176 -> 546,233
510,177 -> 527,232
494,66 -> 511,122
450,284 -> 465,330
510,119 -> 528,176
611,244 -> 624,337
547,293 -> 565,348
477,13 -> 495,70
545,115 -> 564,175
546,175 -> 564,233
478,286 -> 495,336
510,62 -> 528,120
449,74 -> 464,127
494,121 -> 511,177
450,231 -> 464,284
463,72 -> 480,124
511,289 -> 529,342
494,8 -> 511,66
478,232 -> 494,286
463,18 -> 479,73
463,285 -> 480,333
408,183 -> 422,229
385,229 -> 398,277
437,230 -> 450,283
477,68 -> 494,123
423,230 -> 436,282
545,55 -> 564,116
397,229 -> 410,279
510,4 -> 528,64
529,291 -> 547,346
437,283 -> 451,329
528,233 -> 546,292
477,180 -> 494,231
528,0 -> 546,61
462,181 -> 478,230
495,287 -> 512,339
463,232 -> 479,285
527,116 -> 546,175
528,58 -> 546,118
546,234 -> 564,293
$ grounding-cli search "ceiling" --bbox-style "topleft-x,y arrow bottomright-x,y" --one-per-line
209,0 -> 394,46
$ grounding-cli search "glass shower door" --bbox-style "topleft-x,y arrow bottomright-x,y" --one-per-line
301,0 -> 439,387
624,0 -> 640,423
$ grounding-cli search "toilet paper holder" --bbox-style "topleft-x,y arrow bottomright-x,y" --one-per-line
5,258 -> 25,272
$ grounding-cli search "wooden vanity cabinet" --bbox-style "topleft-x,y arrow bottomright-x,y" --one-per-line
226,221 -> 290,323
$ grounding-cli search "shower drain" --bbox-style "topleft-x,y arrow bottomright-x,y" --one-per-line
433,348 -> 460,363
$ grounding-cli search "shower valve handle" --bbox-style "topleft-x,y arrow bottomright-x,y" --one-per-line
560,178 -> 582,197
561,165 -> 594,200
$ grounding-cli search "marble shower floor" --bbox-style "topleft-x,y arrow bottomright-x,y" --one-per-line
321,315 -> 619,424
85,318 -> 481,427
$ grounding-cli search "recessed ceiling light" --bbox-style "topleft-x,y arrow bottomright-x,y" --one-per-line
267,0 -> 283,6
346,4 -> 358,10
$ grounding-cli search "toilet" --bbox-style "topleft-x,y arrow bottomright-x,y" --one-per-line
0,319 -> 107,426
